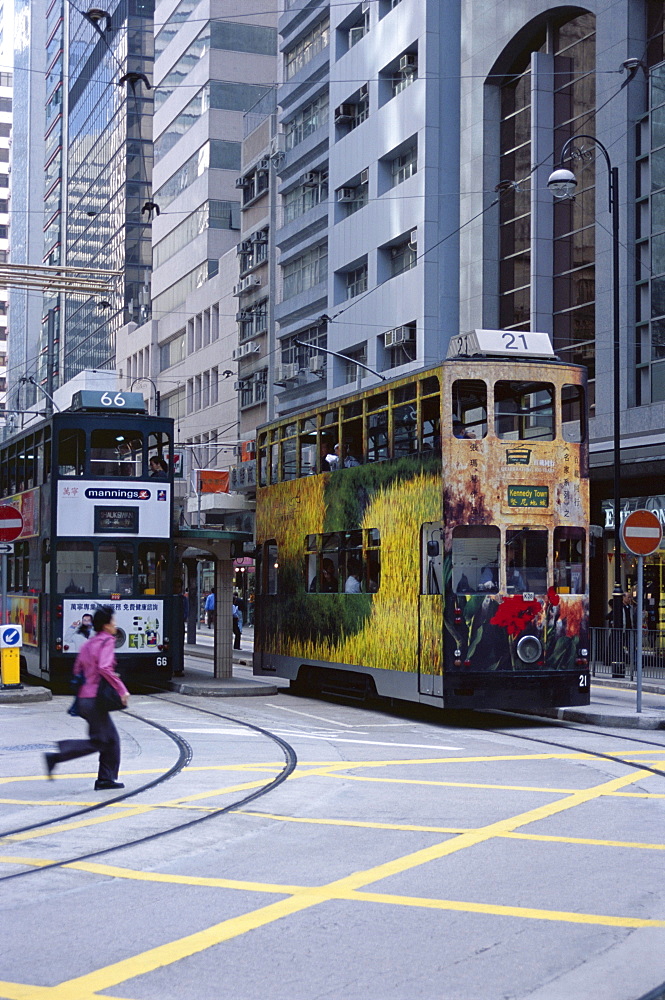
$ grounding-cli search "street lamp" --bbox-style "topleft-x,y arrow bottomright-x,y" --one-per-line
548,136 -> 623,628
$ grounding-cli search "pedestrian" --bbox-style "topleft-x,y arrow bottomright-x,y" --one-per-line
232,599 -> 243,649
43,606 -> 129,791
204,588 -> 215,628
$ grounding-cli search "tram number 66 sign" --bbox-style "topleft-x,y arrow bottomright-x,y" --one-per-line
621,509 -> 663,556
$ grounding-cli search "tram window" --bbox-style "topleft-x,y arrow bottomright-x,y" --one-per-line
138,543 -> 168,594
148,432 -> 171,477
270,442 -> 279,483
451,526 -> 500,594
561,385 -> 585,443
266,541 -> 279,595
367,409 -> 389,462
367,529 -> 381,592
282,436 -> 297,481
341,530 -> 364,593
394,403 -> 418,457
58,429 -> 85,477
43,435 -> 52,483
394,383 -> 416,404
258,433 -> 268,486
98,543 -> 134,596
56,541 -> 93,594
495,382 -> 554,441
342,402 -> 363,467
554,527 -> 585,594
90,429 -> 142,477
452,380 -> 487,439
299,418 -> 317,476
506,528 -> 548,594
420,395 -> 441,452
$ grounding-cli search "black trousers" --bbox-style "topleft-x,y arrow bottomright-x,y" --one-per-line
233,619 -> 242,648
51,698 -> 121,782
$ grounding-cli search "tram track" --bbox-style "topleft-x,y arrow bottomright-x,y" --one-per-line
0,694 -> 298,883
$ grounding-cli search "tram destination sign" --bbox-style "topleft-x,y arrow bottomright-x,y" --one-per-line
446,329 -> 555,360
507,486 -> 549,508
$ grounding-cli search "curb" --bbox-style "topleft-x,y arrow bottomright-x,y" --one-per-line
168,677 -> 278,697
0,686 -> 52,704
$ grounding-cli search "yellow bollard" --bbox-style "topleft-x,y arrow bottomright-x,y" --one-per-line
1,647 -> 20,686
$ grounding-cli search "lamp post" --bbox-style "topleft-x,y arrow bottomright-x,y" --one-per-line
548,136 -> 623,628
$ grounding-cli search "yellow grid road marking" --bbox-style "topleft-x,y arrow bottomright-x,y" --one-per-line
0,767 -> 654,1000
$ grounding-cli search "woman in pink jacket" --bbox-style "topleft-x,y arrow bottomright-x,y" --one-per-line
44,606 -> 130,790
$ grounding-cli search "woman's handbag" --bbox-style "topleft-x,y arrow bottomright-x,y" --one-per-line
95,676 -> 124,712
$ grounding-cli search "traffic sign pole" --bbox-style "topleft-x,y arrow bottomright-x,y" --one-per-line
620,509 -> 663,714
0,506 -> 25,689
636,555 -> 644,713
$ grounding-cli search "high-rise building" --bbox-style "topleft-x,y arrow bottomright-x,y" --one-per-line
0,70 -> 11,413
9,1 -> 45,412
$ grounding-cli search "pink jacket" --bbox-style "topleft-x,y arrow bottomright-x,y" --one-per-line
73,631 -> 129,700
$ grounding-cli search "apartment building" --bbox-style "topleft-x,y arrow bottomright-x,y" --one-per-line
0,71 -> 9,413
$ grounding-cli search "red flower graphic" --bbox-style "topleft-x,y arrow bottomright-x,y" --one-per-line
547,586 -> 560,606
490,594 -> 542,637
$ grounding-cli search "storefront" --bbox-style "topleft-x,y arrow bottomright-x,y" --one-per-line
600,495 -> 665,629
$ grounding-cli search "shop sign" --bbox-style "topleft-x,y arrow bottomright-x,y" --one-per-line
603,496 -> 665,531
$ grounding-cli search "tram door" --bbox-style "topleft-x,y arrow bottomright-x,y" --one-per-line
419,522 -> 443,697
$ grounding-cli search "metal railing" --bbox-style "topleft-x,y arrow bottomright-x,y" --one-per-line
590,627 -> 665,680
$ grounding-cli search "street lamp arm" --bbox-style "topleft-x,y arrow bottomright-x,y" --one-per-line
293,340 -> 386,381
556,135 -> 613,212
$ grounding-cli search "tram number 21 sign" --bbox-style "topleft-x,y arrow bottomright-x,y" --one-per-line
621,509 -> 663,557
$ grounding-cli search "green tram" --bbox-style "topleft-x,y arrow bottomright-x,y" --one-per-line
253,333 -> 590,710
0,391 -> 181,690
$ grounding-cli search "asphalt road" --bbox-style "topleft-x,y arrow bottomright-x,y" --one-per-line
1,693 -> 664,1000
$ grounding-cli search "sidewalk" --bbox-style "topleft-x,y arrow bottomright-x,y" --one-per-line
170,624 -> 284,697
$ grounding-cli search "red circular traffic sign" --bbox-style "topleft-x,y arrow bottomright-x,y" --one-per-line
621,508 -> 663,556
0,505 -> 23,543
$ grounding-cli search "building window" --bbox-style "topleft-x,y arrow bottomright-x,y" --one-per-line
238,229 -> 269,274
284,94 -> 329,150
240,370 -> 267,409
280,324 -> 327,369
345,262 -> 368,299
238,301 -> 268,341
335,87 -> 369,134
283,172 -> 328,223
154,202 -> 239,269
391,144 -> 417,186
282,244 -> 328,299
159,330 -> 187,370
336,173 -> 368,217
389,238 -> 417,276
343,345 -> 367,383
392,51 -> 417,95
348,6 -> 370,48
285,18 -> 330,79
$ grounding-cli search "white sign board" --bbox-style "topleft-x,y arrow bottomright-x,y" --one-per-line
63,600 -> 164,654
447,329 -> 555,360
56,481 -> 171,539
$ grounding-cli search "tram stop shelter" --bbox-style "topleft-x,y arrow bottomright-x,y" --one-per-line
175,527 -> 252,679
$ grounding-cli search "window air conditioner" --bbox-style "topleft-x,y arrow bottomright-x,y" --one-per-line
337,187 -> 356,203
257,157 -> 270,172
360,168 -> 369,185
334,103 -> 355,123
232,347 -> 243,361
309,354 -> 325,372
399,53 -> 417,72
270,133 -> 285,156
235,177 -> 247,189
276,363 -> 299,381
384,325 -> 415,347
251,230 -> 269,244
301,171 -> 319,186
250,343 -> 261,354
233,381 -> 244,391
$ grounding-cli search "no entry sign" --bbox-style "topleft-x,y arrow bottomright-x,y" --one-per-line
0,505 -> 23,543
621,509 -> 663,556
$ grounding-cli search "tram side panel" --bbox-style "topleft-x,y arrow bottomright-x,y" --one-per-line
254,453 -> 443,700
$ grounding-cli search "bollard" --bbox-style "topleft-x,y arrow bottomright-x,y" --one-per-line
0,646 -> 21,687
